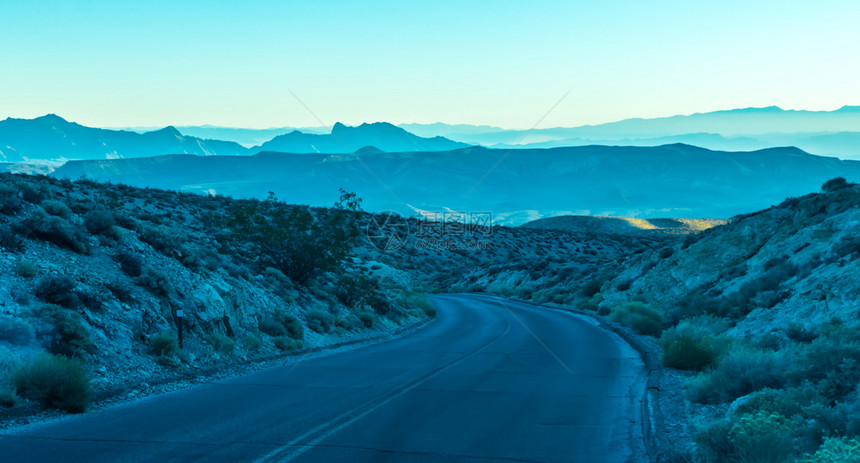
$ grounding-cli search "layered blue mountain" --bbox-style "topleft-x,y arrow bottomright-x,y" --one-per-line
255,122 -> 468,154
0,116 -> 467,163
0,114 -> 249,162
400,107 -> 860,159
52,144 -> 860,225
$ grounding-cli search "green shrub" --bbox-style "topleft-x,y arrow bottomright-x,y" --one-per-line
274,311 -> 304,339
728,411 -> 794,463
13,260 -> 38,278
404,292 -> 435,317
150,332 -> 179,358
0,316 -> 35,345
274,336 -> 303,351
0,182 -> 22,214
334,274 -> 375,307
259,318 -> 287,337
136,267 -> 172,298
23,209 -> 89,253
357,312 -> 376,328
41,200 -> 72,219
732,385 -> 819,420
12,353 -> 91,413
35,305 -> 90,359
106,279 -> 135,303
0,223 -> 25,252
801,436 -> 860,463
306,309 -> 335,334
206,333 -> 235,355
33,275 -> 79,307
786,322 -> 818,343
243,334 -> 262,352
17,181 -> 51,204
84,209 -> 119,238
609,302 -> 663,336
662,334 -> 722,371
115,250 -> 144,277
688,345 -> 788,404
0,387 -> 16,408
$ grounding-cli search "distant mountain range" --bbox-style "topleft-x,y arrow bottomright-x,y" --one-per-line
399,107 -> 860,159
0,115 -> 468,163
52,144 -> 860,225
0,115 -> 247,163
257,122 -> 468,154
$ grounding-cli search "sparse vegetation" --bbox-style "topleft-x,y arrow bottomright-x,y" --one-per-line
609,301 -> 663,336
150,333 -> 179,358
12,353 -> 91,413
206,333 -> 236,355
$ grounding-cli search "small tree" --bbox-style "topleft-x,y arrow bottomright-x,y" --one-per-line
228,189 -> 362,284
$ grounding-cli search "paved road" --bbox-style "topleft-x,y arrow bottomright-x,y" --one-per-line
1,294 -> 648,462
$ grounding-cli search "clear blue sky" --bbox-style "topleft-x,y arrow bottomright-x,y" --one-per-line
1,0 -> 858,129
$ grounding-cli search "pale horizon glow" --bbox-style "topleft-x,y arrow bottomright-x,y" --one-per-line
1,0 -> 859,130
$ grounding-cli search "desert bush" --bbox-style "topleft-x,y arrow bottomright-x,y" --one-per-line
258,318 -> 287,337
139,224 -> 184,257
579,278 -> 604,298
0,387 -> 15,408
206,333 -> 235,355
84,209 -> 121,240
0,316 -> 35,346
12,352 -> 91,413
17,181 -> 51,204
732,385 -> 819,420
0,183 -> 21,215
274,311 -> 304,339
23,209 -> 89,253
13,260 -> 38,278
136,267 -> 172,298
243,334 -> 262,352
790,334 -> 860,402
334,274 -> 375,307
357,312 -> 376,328
226,190 -> 362,284
801,436 -> 860,463
306,309 -> 335,334
662,334 -> 722,371
404,292 -> 435,317
609,301 -> 663,336
40,200 -> 72,219
728,411 -> 795,463
33,275 -> 79,307
786,322 -> 818,343
688,345 -> 789,404
115,250 -> 144,277
0,223 -> 25,252
274,336 -> 303,351
37,305 -> 90,359
149,332 -> 179,358
106,279 -> 134,303
822,177 -> 850,192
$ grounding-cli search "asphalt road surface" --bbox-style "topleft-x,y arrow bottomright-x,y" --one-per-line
1,294 -> 648,462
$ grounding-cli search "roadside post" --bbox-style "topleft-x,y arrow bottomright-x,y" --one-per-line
177,309 -> 184,348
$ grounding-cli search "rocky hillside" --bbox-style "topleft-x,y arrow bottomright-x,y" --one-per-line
494,178 -> 860,462
0,173 -> 435,420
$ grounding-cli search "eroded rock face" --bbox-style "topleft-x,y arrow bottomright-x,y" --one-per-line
598,185 -> 860,336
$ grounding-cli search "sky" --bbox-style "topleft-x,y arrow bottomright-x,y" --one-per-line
1,0 -> 859,129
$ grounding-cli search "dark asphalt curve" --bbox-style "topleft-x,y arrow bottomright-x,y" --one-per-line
1,294 -> 648,463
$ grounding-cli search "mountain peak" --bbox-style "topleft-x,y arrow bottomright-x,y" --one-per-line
35,113 -> 70,124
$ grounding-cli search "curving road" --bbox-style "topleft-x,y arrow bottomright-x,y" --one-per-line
1,294 -> 648,462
